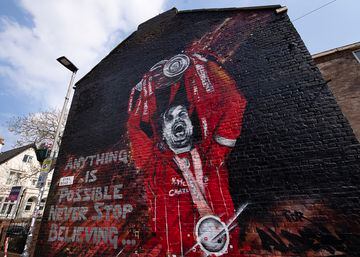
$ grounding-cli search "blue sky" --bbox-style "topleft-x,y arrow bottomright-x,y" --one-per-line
0,0 -> 359,151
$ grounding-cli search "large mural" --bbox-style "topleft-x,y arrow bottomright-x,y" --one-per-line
35,8 -> 360,257
127,48 -> 247,256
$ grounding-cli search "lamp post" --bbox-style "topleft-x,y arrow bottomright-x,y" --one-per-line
21,57 -> 78,257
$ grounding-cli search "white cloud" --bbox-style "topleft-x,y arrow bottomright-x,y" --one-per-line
0,0 -> 166,108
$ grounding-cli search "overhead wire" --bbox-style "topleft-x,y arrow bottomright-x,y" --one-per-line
291,0 -> 338,22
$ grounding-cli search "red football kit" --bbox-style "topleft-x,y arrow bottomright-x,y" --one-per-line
127,51 -> 247,256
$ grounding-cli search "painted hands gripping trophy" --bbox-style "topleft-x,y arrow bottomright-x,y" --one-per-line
127,49 -> 247,256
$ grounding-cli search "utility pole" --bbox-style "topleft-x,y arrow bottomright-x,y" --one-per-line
21,57 -> 78,257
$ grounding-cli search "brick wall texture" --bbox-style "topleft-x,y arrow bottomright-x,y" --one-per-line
314,45 -> 360,142
34,7 -> 360,257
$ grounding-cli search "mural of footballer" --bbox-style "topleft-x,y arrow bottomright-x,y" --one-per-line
127,49 -> 247,256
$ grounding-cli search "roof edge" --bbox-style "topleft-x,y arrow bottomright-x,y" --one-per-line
312,42 -> 360,59
75,30 -> 137,86
0,143 -> 37,165
138,7 -> 178,30
75,5 -> 283,86
178,5 -> 282,13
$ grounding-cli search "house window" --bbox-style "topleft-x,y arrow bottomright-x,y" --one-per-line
6,171 -> 21,185
39,198 -> 46,211
24,197 -> 37,212
353,50 -> 360,63
22,155 -> 33,163
0,203 -> 8,215
0,199 -> 15,216
0,197 -> 3,213
7,202 -> 15,215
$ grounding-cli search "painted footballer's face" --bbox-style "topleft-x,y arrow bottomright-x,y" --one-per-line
162,105 -> 193,153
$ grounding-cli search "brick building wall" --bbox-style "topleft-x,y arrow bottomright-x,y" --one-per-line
313,42 -> 360,142
34,6 -> 360,257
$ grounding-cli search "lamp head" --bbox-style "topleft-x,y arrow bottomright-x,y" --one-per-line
57,56 -> 78,72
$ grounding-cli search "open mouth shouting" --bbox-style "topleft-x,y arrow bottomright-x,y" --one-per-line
162,105 -> 193,153
173,121 -> 187,140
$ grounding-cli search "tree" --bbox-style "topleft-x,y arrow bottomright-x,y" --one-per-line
7,109 -> 65,147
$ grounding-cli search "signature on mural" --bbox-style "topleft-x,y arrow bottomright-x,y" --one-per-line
127,50 -> 247,256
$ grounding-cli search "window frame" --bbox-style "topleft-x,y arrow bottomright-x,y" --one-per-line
39,198 -> 46,211
6,171 -> 22,185
24,197 -> 37,212
353,50 -> 360,63
6,202 -> 14,215
31,179 -> 37,186
0,203 -> 8,215
22,154 -> 33,163
0,199 -> 15,217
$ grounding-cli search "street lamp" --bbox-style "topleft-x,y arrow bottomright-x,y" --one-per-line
21,57 -> 78,257
52,56 -> 78,156
57,56 -> 78,73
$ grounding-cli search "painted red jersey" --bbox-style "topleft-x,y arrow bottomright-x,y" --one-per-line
127,52 -> 246,256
